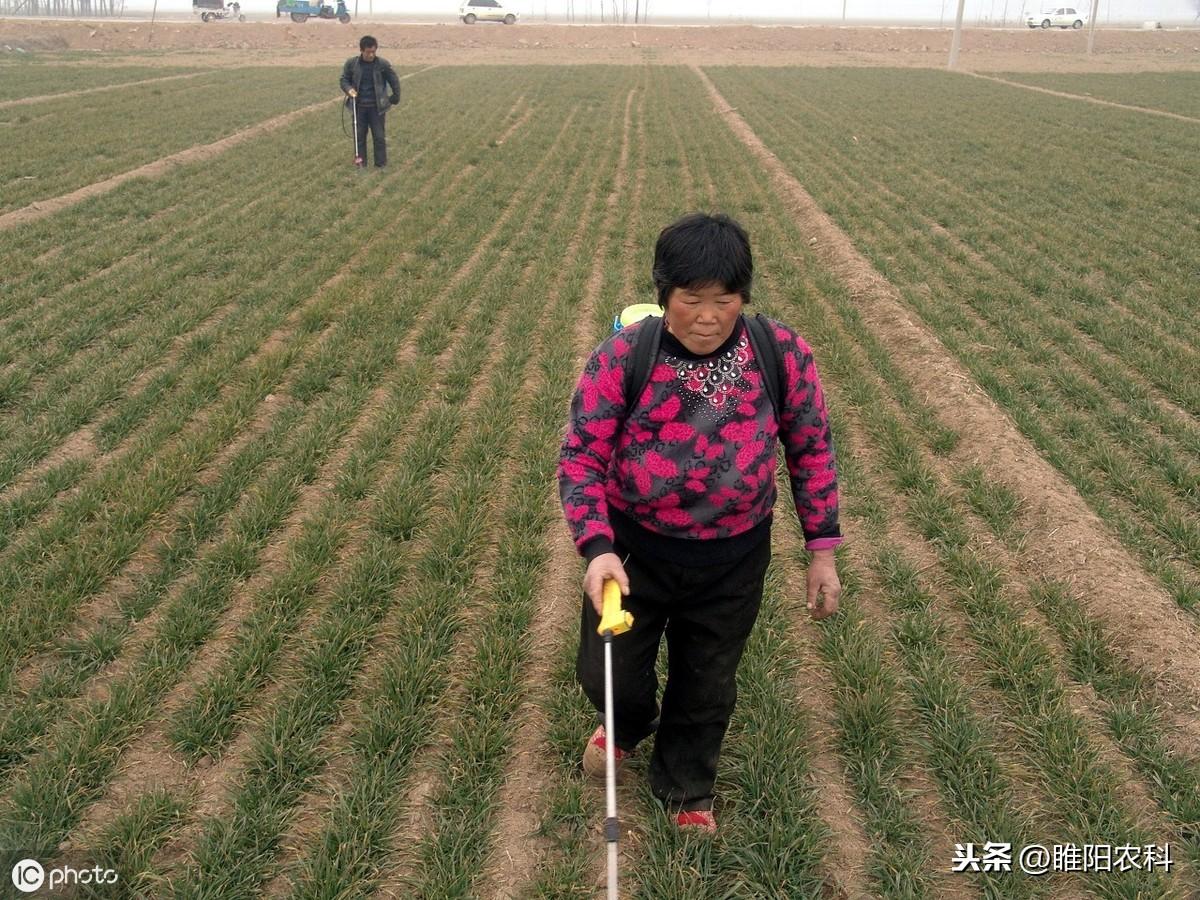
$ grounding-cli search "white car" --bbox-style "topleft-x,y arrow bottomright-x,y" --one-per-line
1027,7 -> 1086,28
460,0 -> 518,24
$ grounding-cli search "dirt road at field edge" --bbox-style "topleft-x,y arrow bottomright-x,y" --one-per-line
3,19 -> 1200,71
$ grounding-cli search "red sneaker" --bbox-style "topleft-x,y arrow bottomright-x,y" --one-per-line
675,809 -> 717,834
582,726 -> 631,779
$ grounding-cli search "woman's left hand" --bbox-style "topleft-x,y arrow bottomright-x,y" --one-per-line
807,550 -> 841,620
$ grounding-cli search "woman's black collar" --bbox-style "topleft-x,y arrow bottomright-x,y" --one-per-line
661,316 -> 746,361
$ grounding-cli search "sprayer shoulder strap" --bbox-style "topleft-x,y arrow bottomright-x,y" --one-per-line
743,313 -> 785,420
623,315 -> 664,421
623,313 -> 785,424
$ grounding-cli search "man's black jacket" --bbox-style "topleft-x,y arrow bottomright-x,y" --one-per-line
340,55 -> 401,111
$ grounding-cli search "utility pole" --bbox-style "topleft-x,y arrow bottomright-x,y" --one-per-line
1086,0 -> 1100,53
842,0 -> 846,21
947,0 -> 965,68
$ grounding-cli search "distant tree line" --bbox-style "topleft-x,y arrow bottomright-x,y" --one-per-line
0,0 -> 124,15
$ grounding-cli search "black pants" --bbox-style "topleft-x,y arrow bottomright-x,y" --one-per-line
576,535 -> 770,812
354,103 -> 387,167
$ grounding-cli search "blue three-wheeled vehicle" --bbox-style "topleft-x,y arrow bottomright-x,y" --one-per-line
276,0 -> 350,22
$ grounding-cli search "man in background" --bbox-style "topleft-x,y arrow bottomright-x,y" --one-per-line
340,35 -> 401,168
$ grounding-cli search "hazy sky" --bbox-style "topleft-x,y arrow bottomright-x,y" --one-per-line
124,0 -> 1200,24
543,0 -> 1200,22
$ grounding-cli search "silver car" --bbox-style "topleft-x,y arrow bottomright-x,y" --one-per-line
1027,7 -> 1086,28
460,0 -> 518,24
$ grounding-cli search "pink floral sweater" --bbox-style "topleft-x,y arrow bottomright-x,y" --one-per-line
558,316 -> 842,564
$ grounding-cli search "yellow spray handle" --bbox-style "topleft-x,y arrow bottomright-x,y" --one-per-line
597,578 -> 634,637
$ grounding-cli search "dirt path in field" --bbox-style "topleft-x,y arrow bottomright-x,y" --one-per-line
961,70 -> 1200,123
681,127 -> 889,900
5,20 -> 1200,73
476,526 -> 578,899
837,324 -> 1194,864
0,425 -> 94,510
0,66 -> 435,232
0,71 -> 204,109
382,139 -> 606,900
579,87 -> 651,900
495,93 -> 532,145
692,65 -> 1200,709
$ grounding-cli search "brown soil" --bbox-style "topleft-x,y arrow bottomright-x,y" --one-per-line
0,424 -> 94,506
2,20 -> 1200,71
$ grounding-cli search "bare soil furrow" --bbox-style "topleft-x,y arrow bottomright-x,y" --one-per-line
479,85 -> 637,900
771,525 -> 888,900
0,426 -> 95,512
963,71 -> 1200,125
365,311 -> 547,899
0,71 -> 205,109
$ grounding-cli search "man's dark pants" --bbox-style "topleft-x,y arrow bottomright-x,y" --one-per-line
576,534 -> 769,812
354,103 -> 387,167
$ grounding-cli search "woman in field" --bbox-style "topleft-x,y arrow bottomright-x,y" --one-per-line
557,212 -> 843,833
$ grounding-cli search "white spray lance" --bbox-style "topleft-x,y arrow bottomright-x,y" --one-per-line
351,94 -> 363,167
598,578 -> 634,900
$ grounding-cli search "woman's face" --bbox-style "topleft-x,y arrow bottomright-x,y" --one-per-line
663,283 -> 744,356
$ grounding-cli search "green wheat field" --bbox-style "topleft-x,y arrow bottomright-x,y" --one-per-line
1,56 -> 1198,899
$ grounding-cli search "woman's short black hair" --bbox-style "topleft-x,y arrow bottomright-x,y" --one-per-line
360,35 -> 378,50
652,212 -> 752,307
